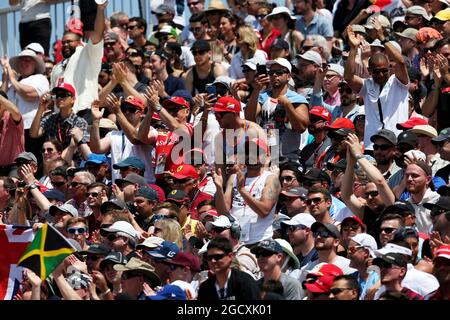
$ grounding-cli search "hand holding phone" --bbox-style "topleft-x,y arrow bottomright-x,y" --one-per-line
206,84 -> 217,98
257,64 -> 267,76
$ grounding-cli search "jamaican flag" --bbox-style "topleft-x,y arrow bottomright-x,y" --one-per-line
17,223 -> 76,280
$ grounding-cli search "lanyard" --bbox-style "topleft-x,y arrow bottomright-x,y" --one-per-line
56,121 -> 68,144
121,131 -> 126,155
243,174 -> 262,208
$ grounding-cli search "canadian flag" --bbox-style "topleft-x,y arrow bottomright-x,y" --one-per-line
0,225 -> 34,300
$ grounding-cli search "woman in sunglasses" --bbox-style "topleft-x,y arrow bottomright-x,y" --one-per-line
39,139 -> 64,188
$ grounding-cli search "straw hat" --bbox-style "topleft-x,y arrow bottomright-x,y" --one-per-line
9,49 -> 45,74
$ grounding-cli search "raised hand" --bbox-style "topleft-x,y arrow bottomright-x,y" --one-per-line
91,99 -> 105,121
70,127 -> 84,144
112,62 -> 127,84
343,133 -> 363,158
19,164 -> 36,185
346,26 -> 361,49
106,94 -> 122,115
24,268 -> 42,288
253,74 -> 270,91
212,166 -> 223,189
143,85 -> 160,111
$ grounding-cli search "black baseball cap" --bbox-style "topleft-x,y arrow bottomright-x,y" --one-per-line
311,222 -> 340,238
302,168 -> 331,186
191,40 -> 211,52
423,196 -> 450,211
432,128 -> 450,145
373,252 -> 407,268
370,129 -> 397,145
326,159 -> 347,171
382,201 -> 415,216
397,130 -> 418,147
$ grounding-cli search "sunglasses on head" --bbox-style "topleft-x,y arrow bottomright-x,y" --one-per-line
313,229 -> 334,238
67,227 -> 87,235
120,104 -> 140,114
373,144 -> 393,151
206,253 -> 227,261
305,197 -> 325,206
268,69 -> 288,76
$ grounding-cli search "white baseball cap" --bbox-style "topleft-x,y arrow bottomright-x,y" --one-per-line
136,236 -> 165,250
266,58 -> 292,73
281,213 -> 316,228
100,221 -> 138,240
350,233 -> 378,257
205,215 -> 232,231
296,50 -> 322,66
375,243 -> 412,257
327,63 -> 344,77
25,43 -> 45,55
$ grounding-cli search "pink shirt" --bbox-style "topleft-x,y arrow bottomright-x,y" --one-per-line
0,112 -> 25,166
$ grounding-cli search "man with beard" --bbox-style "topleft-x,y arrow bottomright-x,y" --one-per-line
246,58 -> 309,160
370,129 -> 400,180
183,40 -> 227,96
305,187 -> 335,224
341,133 -> 396,235
404,161 -> 440,234
299,106 -> 332,171
65,171 -> 95,218
50,1 -> 107,115
85,182 -> 109,240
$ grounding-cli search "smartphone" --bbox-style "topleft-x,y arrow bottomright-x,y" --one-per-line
206,84 -> 216,97
257,64 -> 267,76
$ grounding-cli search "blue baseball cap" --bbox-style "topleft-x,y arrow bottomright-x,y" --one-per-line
112,156 -> 145,171
85,153 -> 108,165
146,284 -> 186,300
146,241 -> 179,260
43,189 -> 65,202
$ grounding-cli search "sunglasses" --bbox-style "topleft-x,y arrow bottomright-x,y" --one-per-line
330,287 -> 353,295
107,233 -> 119,241
255,250 -> 275,258
192,49 -> 208,56
287,225 -> 307,232
42,147 -> 56,153
206,253 -> 227,261
313,229 -> 334,238
341,224 -> 360,232
347,245 -> 365,255
70,181 -> 88,188
430,208 -> 449,217
16,160 -> 32,166
373,144 -> 393,151
268,69 -> 288,76
376,260 -> 400,269
364,191 -> 379,199
120,104 -> 140,114
51,181 -> 66,187
404,15 -> 417,20
127,52 -> 141,57
126,25 -> 139,30
55,92 -> 73,99
280,175 -> 295,182
67,227 -> 87,235
305,197 -> 325,206
86,192 -> 100,198
380,227 -> 397,234
188,1 -> 200,5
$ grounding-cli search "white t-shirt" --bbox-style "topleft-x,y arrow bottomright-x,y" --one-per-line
108,129 -> 157,183
7,74 -> 49,129
230,170 -> 276,245
20,0 -> 50,23
57,39 -> 104,113
406,189 -> 440,234
360,75 -> 409,150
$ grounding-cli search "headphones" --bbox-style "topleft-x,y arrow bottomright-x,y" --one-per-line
225,214 -> 241,240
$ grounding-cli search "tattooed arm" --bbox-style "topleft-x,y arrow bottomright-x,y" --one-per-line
237,174 -> 280,218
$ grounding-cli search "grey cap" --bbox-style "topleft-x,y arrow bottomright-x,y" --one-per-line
104,32 -> 119,43
100,198 -> 128,213
406,5 -> 431,20
115,173 -> 146,187
152,4 -> 175,15
370,129 -> 397,145
15,152 -> 38,164
311,222 -> 341,239
351,24 -> 366,34
396,28 -> 419,41
281,187 -> 308,199
49,203 -> 78,217
212,76 -> 234,91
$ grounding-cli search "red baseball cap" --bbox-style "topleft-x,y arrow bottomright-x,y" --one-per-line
325,117 -> 355,130
310,106 -> 332,123
66,18 -> 84,37
308,263 -> 343,278
168,164 -> 199,180
304,275 -> 336,293
52,83 -> 76,96
397,117 -> 428,130
212,96 -> 241,113
341,215 -> 366,231
123,96 -> 145,110
169,252 -> 201,272
162,97 -> 190,109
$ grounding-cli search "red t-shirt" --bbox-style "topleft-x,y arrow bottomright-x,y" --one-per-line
0,113 -> 24,166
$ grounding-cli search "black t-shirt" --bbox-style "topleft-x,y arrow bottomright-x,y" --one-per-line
164,75 -> 186,96
332,0 -> 372,35
436,86 -> 450,132
436,163 -> 450,184
363,206 -> 382,244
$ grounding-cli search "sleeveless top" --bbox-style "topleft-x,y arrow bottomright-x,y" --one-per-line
230,170 -> 276,245
192,62 -> 216,96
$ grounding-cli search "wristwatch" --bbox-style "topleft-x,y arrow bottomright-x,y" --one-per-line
154,104 -> 162,114
355,154 -> 364,160
380,38 -> 389,45
28,184 -> 38,190
77,139 -> 86,146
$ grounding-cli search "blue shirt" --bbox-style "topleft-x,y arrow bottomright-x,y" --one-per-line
295,13 -> 334,38
351,270 -> 380,300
